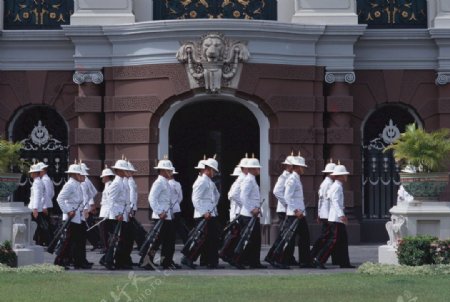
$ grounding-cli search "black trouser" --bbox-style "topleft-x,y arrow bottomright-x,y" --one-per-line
281,216 -> 311,266
69,222 -> 84,267
113,221 -> 134,267
316,222 -> 350,265
80,220 -> 88,263
54,221 -> 75,267
173,212 -> 189,244
149,219 -> 176,267
100,219 -> 115,252
235,216 -> 261,267
32,212 -> 52,246
194,217 -> 220,266
311,219 -> 331,258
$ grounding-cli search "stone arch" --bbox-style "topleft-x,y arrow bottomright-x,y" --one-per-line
153,91 -> 272,224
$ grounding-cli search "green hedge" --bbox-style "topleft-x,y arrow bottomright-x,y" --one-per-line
431,240 -> 450,265
0,241 -> 17,268
397,235 -> 437,266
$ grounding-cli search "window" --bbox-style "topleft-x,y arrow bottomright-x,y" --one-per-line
4,0 -> 74,30
357,0 -> 427,28
153,0 -> 277,21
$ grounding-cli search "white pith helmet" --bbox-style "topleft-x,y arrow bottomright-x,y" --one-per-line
100,165 -> 115,178
331,162 -> 350,176
322,159 -> 336,173
231,166 -> 241,176
65,163 -> 83,174
204,157 -> 219,172
154,156 -> 175,171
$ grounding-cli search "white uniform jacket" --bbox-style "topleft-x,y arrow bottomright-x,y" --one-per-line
169,179 -> 183,214
317,176 -> 334,219
28,177 -> 45,212
41,174 -> 54,209
274,170 -> 290,213
192,174 -> 219,218
84,177 -> 98,206
128,177 -> 138,212
99,181 -> 112,218
227,174 -> 244,220
149,175 -> 172,220
57,177 -> 83,224
239,173 -> 261,217
284,171 -> 306,216
108,175 -> 130,222
327,180 -> 345,223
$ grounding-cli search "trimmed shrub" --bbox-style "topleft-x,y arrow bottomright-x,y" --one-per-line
0,241 -> 17,268
431,240 -> 450,265
397,235 -> 437,266
358,262 -> 450,276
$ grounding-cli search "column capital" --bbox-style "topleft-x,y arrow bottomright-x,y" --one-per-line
73,71 -> 104,85
325,72 -> 355,84
436,72 -> 450,86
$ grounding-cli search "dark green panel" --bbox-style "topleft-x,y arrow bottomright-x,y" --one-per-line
4,0 -> 74,29
154,0 -> 277,21
357,0 -> 427,28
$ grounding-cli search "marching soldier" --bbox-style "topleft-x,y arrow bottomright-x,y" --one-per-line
147,157 -> 179,269
55,163 -> 86,269
314,163 -> 354,269
79,164 -> 93,268
266,153 -> 297,265
169,169 -> 189,243
182,157 -> 222,269
227,154 -> 248,221
310,160 -> 336,260
38,162 -> 55,243
28,164 -> 47,245
273,154 -> 312,269
233,156 -> 266,269
103,159 -> 133,270
99,165 -> 115,252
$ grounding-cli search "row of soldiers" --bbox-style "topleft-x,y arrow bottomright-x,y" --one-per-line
37,152 -> 353,270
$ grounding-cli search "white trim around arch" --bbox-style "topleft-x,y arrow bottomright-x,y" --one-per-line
158,92 -> 271,224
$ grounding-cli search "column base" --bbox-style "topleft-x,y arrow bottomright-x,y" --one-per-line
378,245 -> 399,265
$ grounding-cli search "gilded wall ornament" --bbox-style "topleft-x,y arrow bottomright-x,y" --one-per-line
176,33 -> 250,93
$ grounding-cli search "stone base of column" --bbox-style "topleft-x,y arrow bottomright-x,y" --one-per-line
433,0 -> 450,28
70,0 -> 135,26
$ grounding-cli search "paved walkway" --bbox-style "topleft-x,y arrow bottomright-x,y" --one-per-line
44,244 -> 379,276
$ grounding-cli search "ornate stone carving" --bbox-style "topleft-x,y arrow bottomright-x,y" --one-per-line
436,72 -> 450,86
385,214 -> 407,248
325,72 -> 356,84
73,71 -> 104,85
12,223 -> 27,249
176,33 -> 250,93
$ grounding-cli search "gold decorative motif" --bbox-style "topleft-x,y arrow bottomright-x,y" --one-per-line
190,10 -> 197,18
233,10 -> 241,18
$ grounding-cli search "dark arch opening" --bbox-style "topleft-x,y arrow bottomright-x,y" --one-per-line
362,104 -> 421,220
169,100 -> 259,228
7,105 -> 69,213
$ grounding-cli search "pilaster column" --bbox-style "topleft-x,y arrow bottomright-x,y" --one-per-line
292,0 -> 358,25
325,74 -> 356,218
0,0 -> 4,31
71,0 -> 135,25
433,0 -> 450,28
73,70 -> 104,187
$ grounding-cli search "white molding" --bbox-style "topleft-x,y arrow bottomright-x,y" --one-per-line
71,0 -> 135,25
158,92 -> 271,225
325,71 -> 355,84
73,70 -> 104,85
436,72 -> 450,85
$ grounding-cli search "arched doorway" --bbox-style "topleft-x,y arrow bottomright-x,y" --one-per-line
361,104 -> 422,219
8,105 -> 69,212
168,100 -> 259,227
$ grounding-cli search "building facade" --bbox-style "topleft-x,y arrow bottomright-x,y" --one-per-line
1,0 -> 450,243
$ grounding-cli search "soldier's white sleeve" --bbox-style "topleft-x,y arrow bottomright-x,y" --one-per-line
192,179 -> 210,216
31,181 -> 43,210
175,182 -> 183,205
239,177 -> 252,211
148,181 -> 164,215
330,186 -> 345,218
130,181 -> 138,211
228,180 -> 242,206
109,181 -> 124,217
81,183 -> 90,210
284,178 -> 296,213
57,183 -> 75,213
273,176 -> 287,206
86,178 -> 97,205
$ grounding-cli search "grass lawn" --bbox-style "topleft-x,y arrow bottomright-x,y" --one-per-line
0,272 -> 448,302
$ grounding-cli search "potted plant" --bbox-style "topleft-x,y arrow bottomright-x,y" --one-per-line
384,123 -> 450,200
0,138 -> 23,201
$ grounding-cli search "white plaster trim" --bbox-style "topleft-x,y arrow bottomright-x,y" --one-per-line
325,71 -> 355,84
158,92 -> 271,225
73,70 -> 104,85
436,72 -> 450,85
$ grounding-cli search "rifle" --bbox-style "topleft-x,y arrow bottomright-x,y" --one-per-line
47,198 -> 85,254
271,218 -> 300,263
181,218 -> 208,260
219,216 -> 241,259
233,199 -> 265,258
264,215 -> 289,263
138,202 -> 176,266
104,206 -> 128,267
